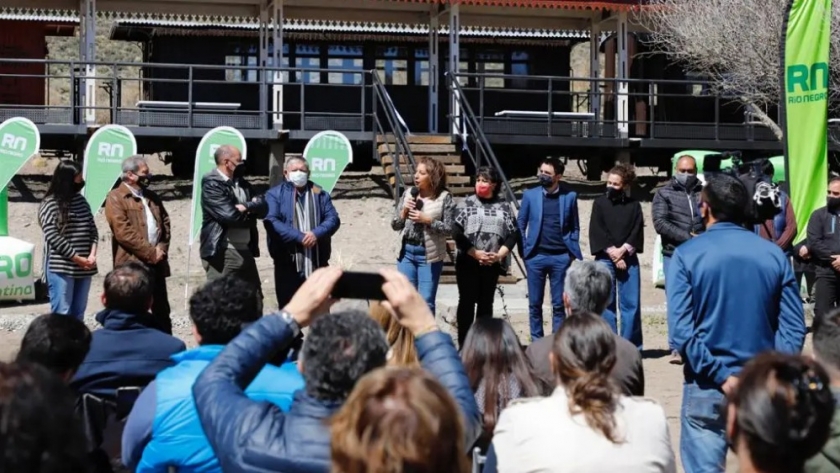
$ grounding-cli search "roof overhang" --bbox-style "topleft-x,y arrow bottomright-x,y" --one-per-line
0,8 -> 78,36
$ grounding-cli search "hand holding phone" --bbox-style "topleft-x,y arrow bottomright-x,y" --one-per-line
331,271 -> 387,300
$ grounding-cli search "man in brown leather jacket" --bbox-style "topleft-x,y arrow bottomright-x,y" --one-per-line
104,156 -> 172,333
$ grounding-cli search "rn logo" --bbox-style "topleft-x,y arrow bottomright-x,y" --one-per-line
1,134 -> 26,151
98,142 -> 124,157
787,62 -> 829,104
311,157 -> 336,172
0,250 -> 34,298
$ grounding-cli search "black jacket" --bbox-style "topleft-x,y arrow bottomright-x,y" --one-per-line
806,206 -> 840,269
652,179 -> 704,257
199,171 -> 267,260
193,316 -> 482,473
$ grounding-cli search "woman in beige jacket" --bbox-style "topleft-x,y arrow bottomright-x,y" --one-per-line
391,156 -> 455,314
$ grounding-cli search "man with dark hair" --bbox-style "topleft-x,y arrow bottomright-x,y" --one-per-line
15,313 -> 91,382
807,308 -> 840,472
0,362 -> 89,473
518,157 -> 583,341
653,154 -> 705,364
668,173 -> 805,473
193,267 -> 481,473
121,275 -> 304,472
754,160 -> 797,252
71,262 -> 186,399
807,177 -> 840,318
200,144 -> 267,311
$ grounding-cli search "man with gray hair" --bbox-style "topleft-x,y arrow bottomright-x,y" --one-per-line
525,259 -> 644,396
200,145 -> 267,311
264,156 -> 340,309
104,155 -> 172,333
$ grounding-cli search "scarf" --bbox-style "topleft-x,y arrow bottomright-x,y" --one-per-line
293,187 -> 320,277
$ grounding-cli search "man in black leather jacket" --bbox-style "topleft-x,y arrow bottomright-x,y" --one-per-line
652,154 -> 704,363
200,145 -> 267,310
193,267 -> 482,473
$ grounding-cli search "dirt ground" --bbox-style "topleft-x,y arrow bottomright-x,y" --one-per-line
0,156 -> 801,472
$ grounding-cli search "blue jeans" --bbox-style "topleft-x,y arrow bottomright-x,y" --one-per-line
397,244 -> 443,315
680,383 -> 728,473
46,271 -> 92,321
601,308 -> 618,334
525,252 -> 571,340
663,255 -> 676,351
597,254 -> 643,349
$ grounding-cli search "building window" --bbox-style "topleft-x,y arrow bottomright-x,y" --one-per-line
375,46 -> 408,85
225,42 -> 288,83
415,48 -> 430,86
296,44 -> 321,84
327,45 -> 363,85
476,50 -> 504,88
511,50 -> 530,89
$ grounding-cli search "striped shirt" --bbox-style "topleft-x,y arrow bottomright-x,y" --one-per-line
38,194 -> 98,277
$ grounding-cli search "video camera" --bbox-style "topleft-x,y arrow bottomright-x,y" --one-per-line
702,151 -> 781,226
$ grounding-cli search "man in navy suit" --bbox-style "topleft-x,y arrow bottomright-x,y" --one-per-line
518,158 -> 583,340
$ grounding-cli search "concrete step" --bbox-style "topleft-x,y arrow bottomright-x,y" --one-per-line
380,154 -> 463,165
377,134 -> 453,145
384,163 -> 465,175
377,143 -> 456,155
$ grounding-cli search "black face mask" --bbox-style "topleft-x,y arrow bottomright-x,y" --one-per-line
137,175 -> 151,189
538,174 -> 554,188
74,181 -> 85,193
606,187 -> 623,200
828,197 -> 840,212
233,163 -> 246,179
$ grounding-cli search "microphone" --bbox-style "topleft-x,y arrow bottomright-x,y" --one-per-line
409,187 -> 423,210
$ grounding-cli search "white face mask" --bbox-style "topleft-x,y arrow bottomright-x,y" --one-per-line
288,170 -> 308,188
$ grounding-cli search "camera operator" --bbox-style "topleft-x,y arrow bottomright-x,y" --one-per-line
806,177 -> 840,318
754,160 -> 797,253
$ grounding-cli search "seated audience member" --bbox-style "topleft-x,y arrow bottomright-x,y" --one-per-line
192,267 -> 481,473
805,310 -> 840,473
728,353 -> 833,473
526,260 -> 644,396
0,362 -> 89,473
331,367 -> 469,473
71,262 -> 186,399
370,300 -> 418,366
487,313 -> 675,473
16,313 -> 91,382
461,318 -> 544,451
121,275 -> 305,473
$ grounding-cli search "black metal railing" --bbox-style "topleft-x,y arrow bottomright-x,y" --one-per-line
446,72 -> 518,209
450,71 -> 784,143
371,71 -> 415,203
0,58 -> 372,134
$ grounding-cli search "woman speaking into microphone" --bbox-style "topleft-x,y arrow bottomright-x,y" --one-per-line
391,157 -> 455,314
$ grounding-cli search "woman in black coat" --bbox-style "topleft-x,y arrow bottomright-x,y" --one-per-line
589,164 -> 644,349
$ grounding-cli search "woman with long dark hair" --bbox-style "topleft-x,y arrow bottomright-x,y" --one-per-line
728,353 -> 833,473
391,156 -> 455,314
453,167 -> 519,347
38,160 -> 98,320
486,313 -> 675,473
589,163 -> 644,348
460,318 -> 542,451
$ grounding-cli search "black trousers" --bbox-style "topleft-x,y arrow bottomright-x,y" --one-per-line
149,264 -> 172,335
455,253 -> 501,348
814,268 -> 840,321
274,263 -> 307,311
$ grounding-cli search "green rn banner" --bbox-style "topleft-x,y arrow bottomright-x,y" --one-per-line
83,125 -> 138,214
189,126 -> 247,246
303,130 -> 353,194
0,117 -> 41,237
781,0 -> 832,243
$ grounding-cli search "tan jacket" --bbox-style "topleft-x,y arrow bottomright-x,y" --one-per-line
493,388 -> 676,473
104,184 -> 171,277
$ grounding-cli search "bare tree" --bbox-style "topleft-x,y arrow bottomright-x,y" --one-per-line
643,0 -> 837,141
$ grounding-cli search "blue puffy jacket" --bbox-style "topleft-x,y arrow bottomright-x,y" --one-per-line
134,345 -> 305,473
193,315 -> 482,473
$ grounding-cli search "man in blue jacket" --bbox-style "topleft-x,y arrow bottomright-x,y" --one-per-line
518,158 -> 583,340
193,267 -> 481,473
264,157 -> 340,309
667,174 -> 806,473
121,275 -> 305,473
71,263 -> 186,399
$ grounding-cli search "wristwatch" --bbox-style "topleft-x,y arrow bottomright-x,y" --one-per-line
277,310 -> 301,338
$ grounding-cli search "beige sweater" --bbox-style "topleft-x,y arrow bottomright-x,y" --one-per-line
392,188 -> 455,264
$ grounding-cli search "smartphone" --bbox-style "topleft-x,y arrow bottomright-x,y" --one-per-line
332,271 -> 387,300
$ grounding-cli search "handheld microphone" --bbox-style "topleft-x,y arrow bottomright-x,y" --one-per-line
409,187 -> 423,210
